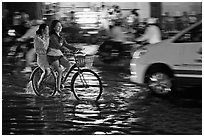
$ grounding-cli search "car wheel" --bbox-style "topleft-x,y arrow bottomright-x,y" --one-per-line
145,69 -> 174,95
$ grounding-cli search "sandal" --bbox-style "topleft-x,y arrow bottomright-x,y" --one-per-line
57,89 -> 63,94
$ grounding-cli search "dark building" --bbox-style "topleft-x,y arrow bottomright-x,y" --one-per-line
3,2 -> 43,20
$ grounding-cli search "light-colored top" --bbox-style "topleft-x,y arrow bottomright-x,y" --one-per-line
34,35 -> 49,55
136,25 -> 161,44
34,35 -> 50,69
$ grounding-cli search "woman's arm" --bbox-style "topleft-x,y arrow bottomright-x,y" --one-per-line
34,36 -> 47,55
62,37 -> 77,51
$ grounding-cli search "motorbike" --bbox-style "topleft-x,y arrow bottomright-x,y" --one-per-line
96,21 -> 147,64
4,23 -> 39,72
6,38 -> 36,70
3,24 -> 29,59
97,39 -> 136,64
3,24 -> 29,46
97,39 -> 148,64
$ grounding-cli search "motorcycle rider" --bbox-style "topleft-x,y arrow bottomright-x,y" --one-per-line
131,18 -> 162,55
100,4 -> 110,31
17,19 -> 44,73
98,19 -> 129,63
109,19 -> 127,42
99,19 -> 127,51
135,18 -> 161,44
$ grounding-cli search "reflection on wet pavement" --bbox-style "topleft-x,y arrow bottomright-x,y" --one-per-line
2,65 -> 202,135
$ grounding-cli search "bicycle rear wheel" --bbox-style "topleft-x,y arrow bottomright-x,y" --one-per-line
31,67 -> 57,97
71,69 -> 103,101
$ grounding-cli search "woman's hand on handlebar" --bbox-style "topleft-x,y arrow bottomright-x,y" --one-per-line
72,48 -> 85,54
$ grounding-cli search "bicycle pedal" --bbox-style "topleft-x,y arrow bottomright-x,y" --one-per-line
60,84 -> 65,89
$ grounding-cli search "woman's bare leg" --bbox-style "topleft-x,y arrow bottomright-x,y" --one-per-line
37,69 -> 46,88
51,60 -> 62,92
37,67 -> 51,88
60,57 -> 71,70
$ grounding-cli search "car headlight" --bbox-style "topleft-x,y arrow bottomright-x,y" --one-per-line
132,48 -> 148,59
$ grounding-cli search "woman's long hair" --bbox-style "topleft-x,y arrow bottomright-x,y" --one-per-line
36,23 -> 48,36
50,20 -> 61,35
49,20 -> 62,41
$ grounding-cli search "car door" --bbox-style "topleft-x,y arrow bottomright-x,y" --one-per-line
173,23 -> 202,79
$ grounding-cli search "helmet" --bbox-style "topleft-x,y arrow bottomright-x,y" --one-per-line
147,18 -> 157,24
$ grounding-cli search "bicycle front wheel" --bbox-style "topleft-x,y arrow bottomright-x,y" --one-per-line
31,67 -> 57,97
71,69 -> 103,101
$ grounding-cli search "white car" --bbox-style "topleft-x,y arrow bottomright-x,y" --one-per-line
130,21 -> 202,95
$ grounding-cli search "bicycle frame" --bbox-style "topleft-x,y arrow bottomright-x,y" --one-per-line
62,58 -> 88,87
30,50 -> 89,89
62,50 -> 84,81
30,50 -> 103,100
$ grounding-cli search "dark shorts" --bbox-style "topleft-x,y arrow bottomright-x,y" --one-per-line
47,55 -> 63,65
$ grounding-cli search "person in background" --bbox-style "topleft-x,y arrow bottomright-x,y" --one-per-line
181,11 -> 190,29
109,19 -> 127,42
16,11 -> 31,36
33,23 -> 50,88
127,9 -> 140,38
162,12 -> 172,32
20,10 -> 30,28
19,19 -> 44,73
100,4 -> 110,31
189,11 -> 197,25
98,19 -> 127,56
136,18 -> 161,44
114,5 -> 122,19
131,9 -> 140,30
47,20 -> 77,93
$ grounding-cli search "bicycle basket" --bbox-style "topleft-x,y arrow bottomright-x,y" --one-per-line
76,54 -> 86,67
75,54 -> 94,68
85,55 -> 94,68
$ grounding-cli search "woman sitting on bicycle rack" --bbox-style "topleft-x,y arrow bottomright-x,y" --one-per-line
34,23 -> 50,88
47,20 -> 77,93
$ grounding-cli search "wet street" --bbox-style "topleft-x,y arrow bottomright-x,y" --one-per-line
2,58 -> 202,135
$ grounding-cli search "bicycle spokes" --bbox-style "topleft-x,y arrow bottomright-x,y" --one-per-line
78,72 -> 89,87
71,69 -> 103,101
31,67 -> 56,97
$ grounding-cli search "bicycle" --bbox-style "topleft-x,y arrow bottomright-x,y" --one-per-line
29,50 -> 103,101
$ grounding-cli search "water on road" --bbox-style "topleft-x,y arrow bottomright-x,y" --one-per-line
2,65 -> 202,135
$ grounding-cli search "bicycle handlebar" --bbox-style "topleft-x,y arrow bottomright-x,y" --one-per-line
68,48 -> 85,56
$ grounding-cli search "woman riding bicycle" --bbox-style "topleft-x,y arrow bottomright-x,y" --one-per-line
47,20 -> 77,93
33,23 -> 50,88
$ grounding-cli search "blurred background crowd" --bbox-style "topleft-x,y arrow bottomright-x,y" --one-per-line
2,2 -> 202,72
2,2 -> 202,44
